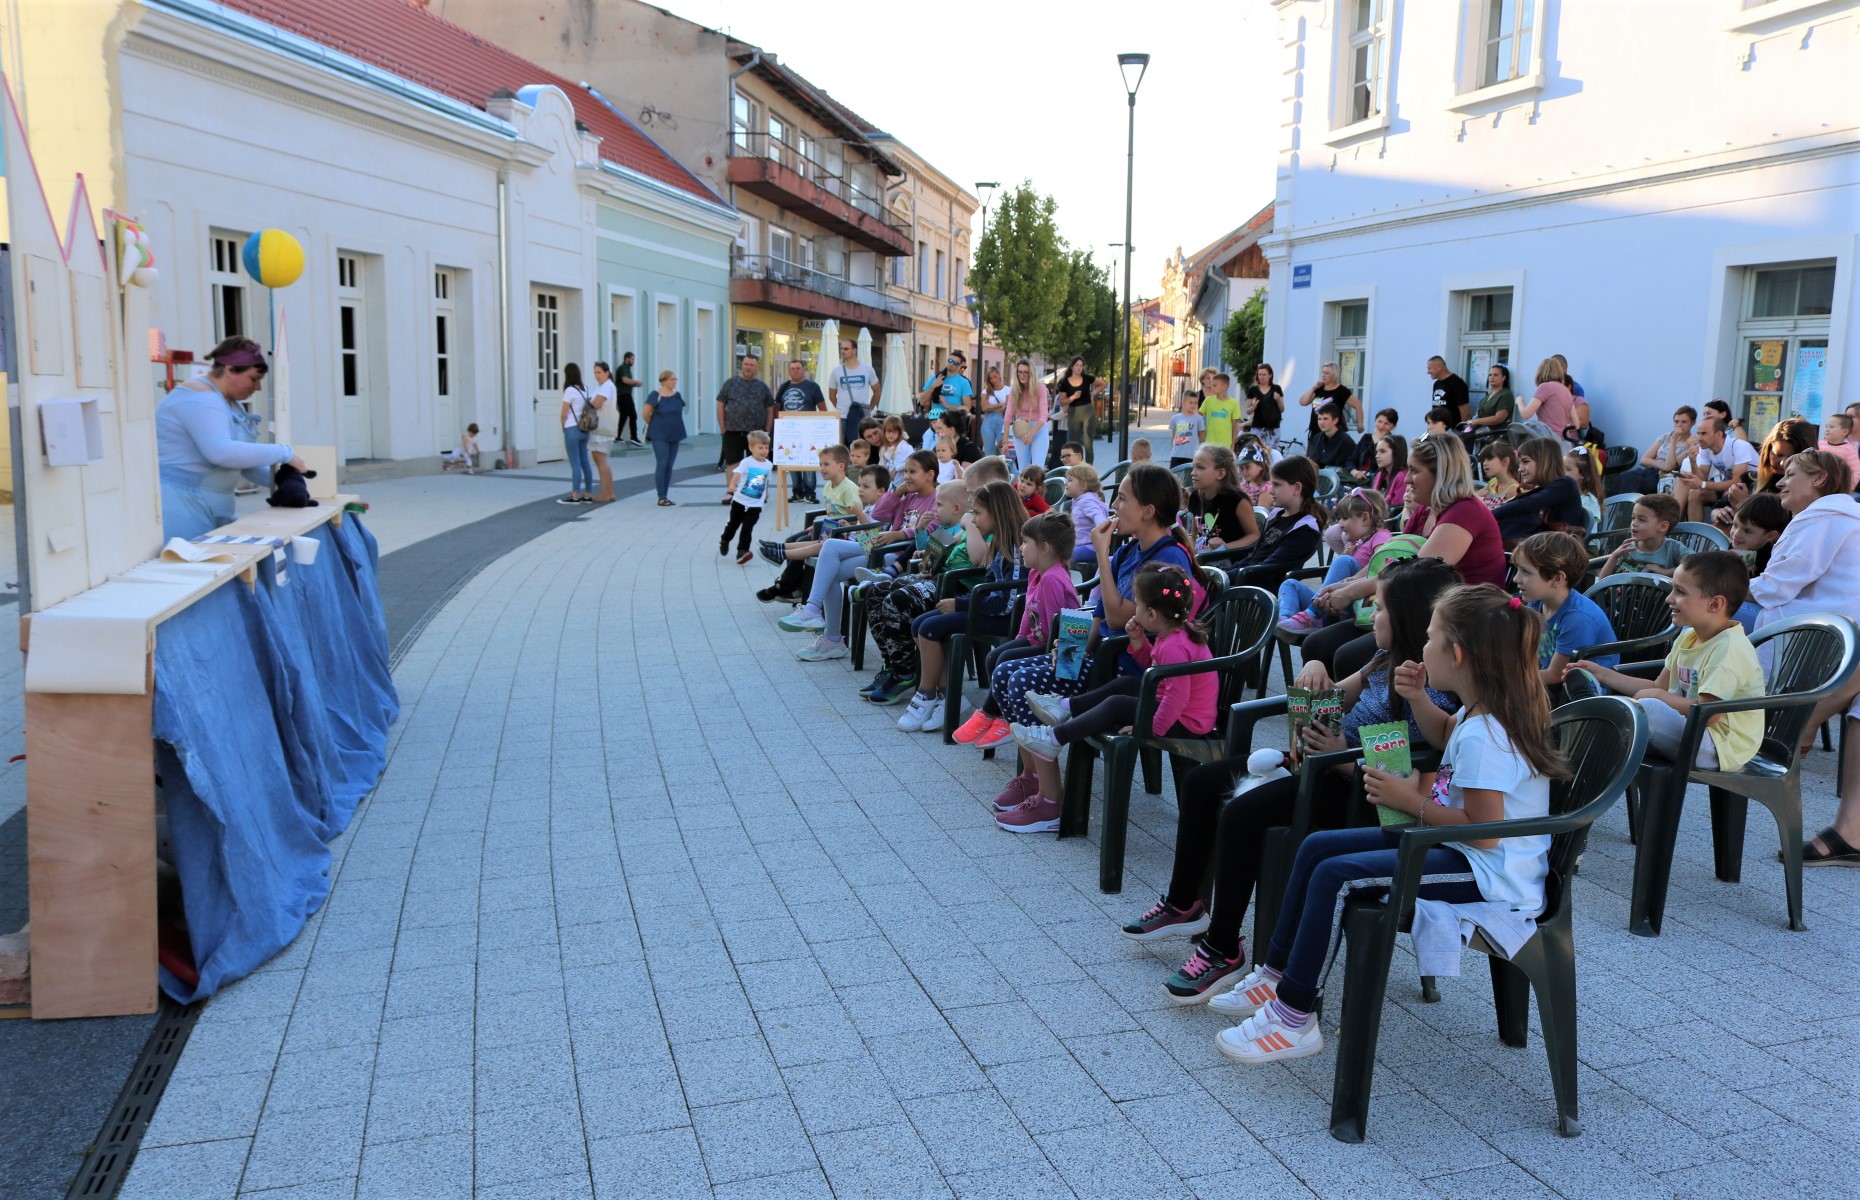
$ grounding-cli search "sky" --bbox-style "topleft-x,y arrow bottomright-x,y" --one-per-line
669,0 -> 1282,298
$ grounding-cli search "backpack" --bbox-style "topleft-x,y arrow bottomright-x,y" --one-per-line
1350,534 -> 1428,628
572,387 -> 599,433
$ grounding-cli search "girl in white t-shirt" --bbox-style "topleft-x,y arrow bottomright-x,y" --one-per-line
1207,583 -> 1569,1065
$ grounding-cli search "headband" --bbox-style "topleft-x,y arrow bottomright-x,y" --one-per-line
212,344 -> 267,368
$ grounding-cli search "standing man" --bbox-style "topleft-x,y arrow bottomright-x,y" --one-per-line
716,354 -> 775,506
1427,355 -> 1470,425
827,338 -> 879,447
614,352 -> 644,446
777,358 -> 828,502
917,350 -> 974,420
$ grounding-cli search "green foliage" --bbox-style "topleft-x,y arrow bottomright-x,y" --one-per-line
1054,250 -> 1117,376
1222,287 -> 1267,376
967,184 -> 1066,359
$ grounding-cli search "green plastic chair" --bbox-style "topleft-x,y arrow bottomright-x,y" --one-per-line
1578,572 -> 1676,663
1668,521 -> 1731,554
939,576 -> 1030,744
1601,494 -> 1640,531
1058,586 -> 1273,893
1328,695 -> 1648,1142
848,564 -> 980,673
1626,613 -> 1858,936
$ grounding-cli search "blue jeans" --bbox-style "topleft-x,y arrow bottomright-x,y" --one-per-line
564,426 -> 594,494
1277,555 -> 1362,621
651,438 -> 680,500
1734,599 -> 1758,634
1264,827 -> 1482,1013
980,412 -> 1005,459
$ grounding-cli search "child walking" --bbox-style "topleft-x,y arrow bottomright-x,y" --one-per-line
1213,585 -> 1570,1063
721,430 -> 774,564
1570,551 -> 1762,770
1010,564 -> 1217,805
955,511 -> 1081,750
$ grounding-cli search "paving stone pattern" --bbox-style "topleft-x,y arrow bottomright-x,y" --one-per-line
121,472 -> 1860,1198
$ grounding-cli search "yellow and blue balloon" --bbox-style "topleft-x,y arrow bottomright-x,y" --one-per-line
241,229 -> 304,288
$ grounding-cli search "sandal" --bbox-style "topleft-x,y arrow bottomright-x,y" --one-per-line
1799,826 -> 1860,868
657,498 -> 675,507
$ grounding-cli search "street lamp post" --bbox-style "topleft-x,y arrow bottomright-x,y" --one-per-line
1116,52 -> 1149,463
973,181 -> 998,398
1107,241 -> 1124,456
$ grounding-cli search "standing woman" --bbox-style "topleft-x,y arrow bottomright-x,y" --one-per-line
978,365 -> 1010,458
1241,363 -> 1284,448
643,369 -> 687,506
1055,356 -> 1097,463
1007,360 -> 1051,473
156,336 -> 303,539
558,363 -> 595,505
588,362 -> 619,503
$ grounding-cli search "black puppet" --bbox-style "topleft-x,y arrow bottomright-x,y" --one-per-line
268,462 -> 319,508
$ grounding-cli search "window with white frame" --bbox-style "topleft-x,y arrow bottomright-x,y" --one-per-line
935,249 -> 946,299
1456,288 -> 1513,410
1330,301 -> 1370,408
767,112 -> 788,167
1735,261 -> 1835,430
1481,0 -> 1536,86
1343,0 -> 1386,125
798,235 -> 815,275
209,232 -> 250,343
731,92 -> 754,152
433,269 -> 455,399
917,242 -> 929,293
769,227 -> 794,274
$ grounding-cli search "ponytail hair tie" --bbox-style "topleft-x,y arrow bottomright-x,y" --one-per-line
1508,596 -> 1523,610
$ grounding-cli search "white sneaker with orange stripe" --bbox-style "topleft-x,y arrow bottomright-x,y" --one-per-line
1208,968 -> 1278,1018
1216,1007 -> 1324,1064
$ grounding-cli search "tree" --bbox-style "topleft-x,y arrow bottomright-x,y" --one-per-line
1222,287 -> 1266,376
1052,250 -> 1116,375
966,183 -> 1066,359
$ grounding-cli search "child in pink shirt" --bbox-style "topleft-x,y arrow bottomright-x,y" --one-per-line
1819,414 -> 1860,479
955,510 -> 1081,749
1011,565 -> 1217,793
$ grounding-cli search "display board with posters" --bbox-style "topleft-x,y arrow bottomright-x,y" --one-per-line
772,415 -> 840,468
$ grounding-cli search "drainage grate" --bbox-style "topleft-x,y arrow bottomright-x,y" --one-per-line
66,998 -> 202,1199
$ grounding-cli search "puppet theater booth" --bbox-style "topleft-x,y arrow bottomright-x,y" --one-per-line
2,84 -> 397,1019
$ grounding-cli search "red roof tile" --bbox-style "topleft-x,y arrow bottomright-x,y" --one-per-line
212,0 -> 726,208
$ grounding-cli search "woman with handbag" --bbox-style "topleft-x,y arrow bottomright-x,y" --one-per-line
559,362 -> 597,505
1006,360 -> 1051,473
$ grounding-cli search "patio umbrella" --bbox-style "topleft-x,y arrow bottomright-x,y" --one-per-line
856,326 -> 872,379
880,333 -> 913,414
812,319 -> 838,386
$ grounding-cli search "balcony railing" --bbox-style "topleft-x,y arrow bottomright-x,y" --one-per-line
729,132 -> 908,233
732,254 -> 909,316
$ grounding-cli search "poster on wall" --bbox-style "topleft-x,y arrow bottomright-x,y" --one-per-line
1793,344 -> 1828,425
772,415 -> 839,468
1750,340 -> 1785,392
1748,394 -> 1781,434
1467,349 -> 1492,389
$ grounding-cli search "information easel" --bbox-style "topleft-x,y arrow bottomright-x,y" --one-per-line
770,415 -> 839,530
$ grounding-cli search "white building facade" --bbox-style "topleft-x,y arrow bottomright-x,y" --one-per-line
1260,0 -> 1857,449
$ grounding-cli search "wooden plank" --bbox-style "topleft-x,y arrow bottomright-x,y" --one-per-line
26,688 -> 158,1018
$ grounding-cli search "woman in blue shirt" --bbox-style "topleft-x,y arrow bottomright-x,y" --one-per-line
155,337 -> 301,540
644,369 -> 688,505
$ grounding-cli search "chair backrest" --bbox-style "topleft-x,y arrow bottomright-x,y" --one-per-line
1556,667 -> 1604,706
1044,476 -> 1068,506
1197,563 -> 1228,612
1603,445 -> 1639,475
1602,494 -> 1640,531
1750,614 -> 1860,765
1545,696 -> 1650,880
1171,463 -> 1194,489
1585,529 -> 1631,559
1585,572 -> 1675,643
1669,522 -> 1731,554
1316,467 -> 1343,503
1220,585 -> 1276,699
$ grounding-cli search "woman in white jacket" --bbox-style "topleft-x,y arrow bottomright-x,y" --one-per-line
1752,449 -> 1860,866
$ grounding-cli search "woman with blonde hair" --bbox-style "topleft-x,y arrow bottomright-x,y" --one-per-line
1514,357 -> 1576,443
978,364 -> 1010,459
1006,359 -> 1052,473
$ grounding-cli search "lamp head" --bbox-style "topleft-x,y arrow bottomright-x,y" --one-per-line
975,180 -> 999,198
1118,52 -> 1150,97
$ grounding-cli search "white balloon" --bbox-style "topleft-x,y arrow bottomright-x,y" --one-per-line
132,266 -> 157,288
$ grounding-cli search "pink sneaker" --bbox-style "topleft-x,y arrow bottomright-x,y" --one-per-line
992,772 -> 1039,812
975,718 -> 1016,750
996,794 -> 1061,834
953,710 -> 997,744
1278,611 -> 1321,635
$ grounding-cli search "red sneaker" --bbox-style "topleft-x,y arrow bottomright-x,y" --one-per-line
995,794 -> 1061,834
953,710 -> 996,744
974,718 -> 1015,750
991,772 -> 1039,813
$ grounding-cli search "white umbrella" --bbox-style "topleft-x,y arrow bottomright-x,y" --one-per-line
812,319 -> 838,385
880,333 -> 912,414
856,326 -> 872,378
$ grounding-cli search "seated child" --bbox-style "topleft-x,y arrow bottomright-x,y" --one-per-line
1566,447 -> 1606,532
444,423 -> 481,472
1279,488 -> 1389,632
1424,407 -> 1458,437
852,481 -> 977,680
1222,455 -> 1326,593
889,481 -> 1029,732
758,464 -> 885,601
1512,531 -> 1617,686
1235,436 -> 1274,509
1059,442 -> 1086,469
1016,465 -> 1051,515
1010,564 -> 1216,794
1064,463 -> 1111,569
1129,439 -> 1154,464
1819,412 -> 1860,479
1186,445 -> 1258,553
955,511 -> 1081,750
935,434 -> 962,483
1214,585 -> 1568,1064
847,437 -> 875,471
1569,551 -> 1762,770
964,455 -> 1012,489
1729,493 -> 1788,631
1600,493 -> 1684,577
1130,556 -> 1461,1001
1478,442 -> 1521,507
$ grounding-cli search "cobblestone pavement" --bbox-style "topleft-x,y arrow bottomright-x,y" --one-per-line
120,453 -> 1858,1198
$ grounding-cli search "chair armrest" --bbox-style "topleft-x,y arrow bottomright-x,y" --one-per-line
1289,747 -> 1365,841
830,522 -> 883,538
964,578 -> 1028,633
1614,659 -> 1664,680
1132,652 -> 1253,742
939,567 -> 986,599
1225,696 -> 1290,758
1572,628 -> 1674,662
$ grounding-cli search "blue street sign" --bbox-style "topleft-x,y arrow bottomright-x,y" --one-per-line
1292,265 -> 1311,289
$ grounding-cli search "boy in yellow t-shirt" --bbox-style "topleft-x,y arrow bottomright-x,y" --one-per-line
1199,372 -> 1243,451
1569,550 -> 1762,769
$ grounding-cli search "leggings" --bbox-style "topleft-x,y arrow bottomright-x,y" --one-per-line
869,577 -> 941,676
807,539 -> 870,634
1163,768 -> 1353,960
1263,827 -> 1482,1013
1299,623 -> 1378,679
1053,676 -> 1194,744
1066,407 -> 1096,463
722,501 -> 762,554
990,647 -> 1099,725
980,640 -> 1044,716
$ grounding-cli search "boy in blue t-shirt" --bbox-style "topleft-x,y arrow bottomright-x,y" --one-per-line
1514,531 -> 1618,686
721,430 -> 774,565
